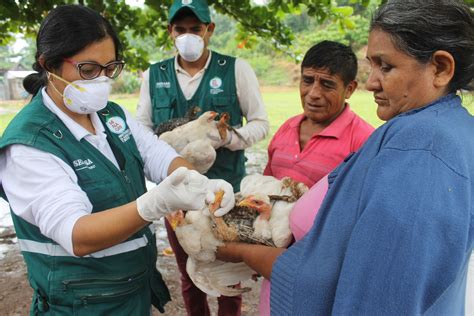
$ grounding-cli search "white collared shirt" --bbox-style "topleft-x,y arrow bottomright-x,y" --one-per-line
0,88 -> 179,255
136,51 -> 269,151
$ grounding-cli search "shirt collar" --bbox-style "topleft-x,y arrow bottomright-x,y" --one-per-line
290,104 -> 355,139
318,104 -> 355,139
174,50 -> 212,76
41,87 -> 105,141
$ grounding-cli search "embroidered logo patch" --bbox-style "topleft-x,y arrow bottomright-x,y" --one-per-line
72,158 -> 96,171
156,81 -> 171,89
210,77 -> 223,95
106,116 -> 127,134
210,77 -> 222,89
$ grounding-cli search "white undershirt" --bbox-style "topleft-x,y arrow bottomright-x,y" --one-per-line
0,88 -> 179,255
136,51 -> 269,151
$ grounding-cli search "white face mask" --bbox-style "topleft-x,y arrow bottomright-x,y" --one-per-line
174,32 -> 206,62
48,73 -> 111,114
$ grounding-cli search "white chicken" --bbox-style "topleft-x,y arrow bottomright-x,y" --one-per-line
158,111 -> 229,174
168,174 -> 308,297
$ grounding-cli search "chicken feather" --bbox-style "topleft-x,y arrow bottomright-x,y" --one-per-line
173,174 -> 308,296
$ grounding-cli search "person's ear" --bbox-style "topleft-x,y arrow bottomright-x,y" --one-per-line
431,50 -> 455,89
167,24 -> 173,37
207,22 -> 215,35
38,54 -> 53,79
344,80 -> 358,99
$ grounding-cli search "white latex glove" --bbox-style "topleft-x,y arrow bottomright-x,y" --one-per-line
137,167 -> 208,222
205,179 -> 235,217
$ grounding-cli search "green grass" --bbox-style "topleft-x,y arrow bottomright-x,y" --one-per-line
2,90 -> 473,145
106,89 -> 385,150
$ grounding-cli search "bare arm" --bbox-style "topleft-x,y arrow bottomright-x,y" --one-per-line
216,242 -> 285,279
167,156 -> 195,175
72,201 -> 148,257
72,157 -> 195,257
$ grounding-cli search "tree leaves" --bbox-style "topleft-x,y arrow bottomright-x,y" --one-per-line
0,0 -> 372,70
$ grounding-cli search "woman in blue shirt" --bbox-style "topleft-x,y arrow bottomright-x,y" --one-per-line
217,0 -> 474,314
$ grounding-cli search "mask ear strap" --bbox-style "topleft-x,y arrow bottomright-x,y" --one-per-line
47,72 -> 74,106
47,73 -> 64,97
202,26 -> 209,39
48,72 -> 85,92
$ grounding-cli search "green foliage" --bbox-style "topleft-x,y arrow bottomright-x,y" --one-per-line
112,71 -> 141,94
0,0 -> 372,71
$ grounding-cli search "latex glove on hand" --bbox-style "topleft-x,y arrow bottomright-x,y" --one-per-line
137,167 -> 208,222
205,179 -> 235,217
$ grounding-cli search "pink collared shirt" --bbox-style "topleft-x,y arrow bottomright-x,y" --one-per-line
260,105 -> 374,316
263,104 -> 374,187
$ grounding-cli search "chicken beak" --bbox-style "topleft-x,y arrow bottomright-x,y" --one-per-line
208,111 -> 218,121
208,190 -> 225,215
237,197 -> 253,208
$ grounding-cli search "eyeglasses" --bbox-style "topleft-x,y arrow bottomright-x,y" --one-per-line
63,58 -> 125,80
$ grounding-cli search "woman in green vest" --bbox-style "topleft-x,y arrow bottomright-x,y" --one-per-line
0,5 -> 234,315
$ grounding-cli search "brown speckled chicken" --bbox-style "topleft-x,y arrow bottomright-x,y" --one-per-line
169,174 -> 308,296
154,106 -> 201,136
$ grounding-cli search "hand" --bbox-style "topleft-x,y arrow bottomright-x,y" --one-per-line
136,167 -> 208,221
205,179 -> 235,216
219,130 -> 232,148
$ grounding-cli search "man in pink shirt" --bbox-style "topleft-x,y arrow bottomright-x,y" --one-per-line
264,40 -> 374,188
261,41 -> 374,315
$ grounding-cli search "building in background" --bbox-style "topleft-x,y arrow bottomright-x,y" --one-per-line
0,69 -> 34,100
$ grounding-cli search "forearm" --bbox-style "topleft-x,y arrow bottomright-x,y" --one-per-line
72,201 -> 148,256
216,242 -> 285,279
167,156 -> 195,175
225,119 -> 269,151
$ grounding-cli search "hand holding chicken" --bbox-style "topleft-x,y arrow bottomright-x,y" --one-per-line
170,174 -> 308,296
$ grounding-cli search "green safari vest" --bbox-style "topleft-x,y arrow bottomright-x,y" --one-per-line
149,51 -> 246,191
0,93 -> 170,315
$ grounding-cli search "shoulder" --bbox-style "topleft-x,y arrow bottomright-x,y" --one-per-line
212,51 -> 236,62
343,105 -> 374,132
150,56 -> 174,68
378,100 -> 474,176
234,58 -> 254,73
348,112 -> 375,140
1,95 -> 54,146
273,114 -> 303,136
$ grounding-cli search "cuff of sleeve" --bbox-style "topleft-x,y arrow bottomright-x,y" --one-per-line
159,145 -> 181,181
60,212 -> 89,257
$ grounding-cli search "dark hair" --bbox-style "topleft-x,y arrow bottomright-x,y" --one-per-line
370,0 -> 474,93
301,41 -> 358,86
23,5 -> 122,95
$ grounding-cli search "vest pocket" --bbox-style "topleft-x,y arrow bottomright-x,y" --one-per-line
211,95 -> 237,113
62,269 -> 150,315
152,96 -> 174,124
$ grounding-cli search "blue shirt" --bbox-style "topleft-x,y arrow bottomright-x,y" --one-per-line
271,94 -> 474,315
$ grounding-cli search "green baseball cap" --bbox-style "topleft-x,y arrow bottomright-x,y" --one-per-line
168,0 -> 211,24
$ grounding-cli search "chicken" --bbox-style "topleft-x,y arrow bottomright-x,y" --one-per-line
154,106 -> 201,136
170,174 -> 308,297
159,111 -> 229,174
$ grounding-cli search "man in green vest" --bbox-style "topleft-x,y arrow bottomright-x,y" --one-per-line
136,0 -> 269,314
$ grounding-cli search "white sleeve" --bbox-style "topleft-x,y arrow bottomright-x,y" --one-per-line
225,58 -> 269,151
135,69 -> 154,132
0,145 -> 91,256
123,108 -> 180,183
